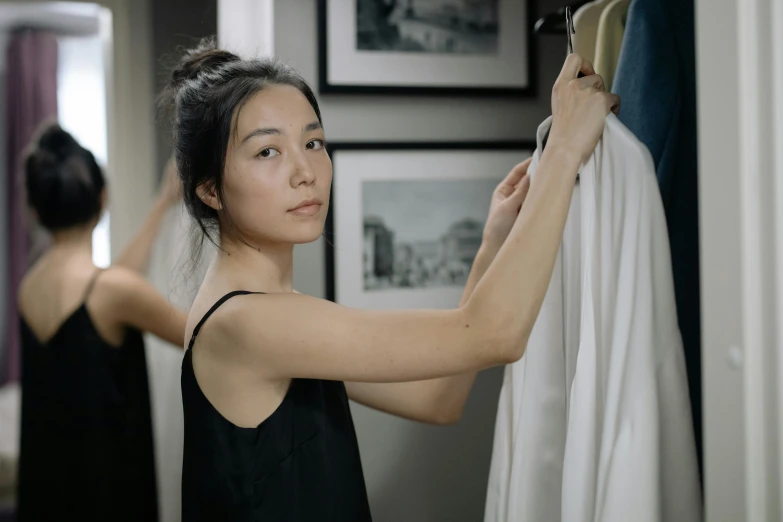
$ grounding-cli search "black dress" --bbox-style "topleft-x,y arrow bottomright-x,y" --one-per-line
16,270 -> 158,522
181,291 -> 372,521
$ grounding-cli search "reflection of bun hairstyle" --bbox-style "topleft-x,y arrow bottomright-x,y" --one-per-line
25,124 -> 105,231
161,37 -> 323,264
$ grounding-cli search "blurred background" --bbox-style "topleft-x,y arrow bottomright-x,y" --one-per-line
0,0 -> 780,521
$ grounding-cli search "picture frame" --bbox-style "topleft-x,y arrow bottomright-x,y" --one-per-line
318,0 -> 537,96
324,141 -> 536,309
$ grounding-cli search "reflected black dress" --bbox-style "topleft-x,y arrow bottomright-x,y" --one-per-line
16,270 -> 158,522
181,291 -> 372,521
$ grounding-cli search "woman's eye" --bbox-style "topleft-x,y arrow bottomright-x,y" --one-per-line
306,139 -> 325,151
258,148 -> 280,158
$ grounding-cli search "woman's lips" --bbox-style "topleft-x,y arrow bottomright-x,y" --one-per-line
288,203 -> 321,217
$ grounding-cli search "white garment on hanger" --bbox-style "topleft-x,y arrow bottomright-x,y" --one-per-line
593,0 -> 630,91
571,0 -> 610,63
485,115 -> 702,522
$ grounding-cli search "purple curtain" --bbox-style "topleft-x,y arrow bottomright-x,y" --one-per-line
2,30 -> 58,384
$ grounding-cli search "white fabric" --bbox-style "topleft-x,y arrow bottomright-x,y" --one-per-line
0,383 -> 20,498
0,384 -> 20,459
485,115 -> 702,522
144,204 -> 211,522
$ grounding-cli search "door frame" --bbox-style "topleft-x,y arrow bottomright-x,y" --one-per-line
697,0 -> 783,520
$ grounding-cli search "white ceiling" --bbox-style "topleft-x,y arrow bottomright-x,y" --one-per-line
0,2 -> 102,36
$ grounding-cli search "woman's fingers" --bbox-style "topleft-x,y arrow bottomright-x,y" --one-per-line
503,173 -> 531,213
578,73 -> 606,92
559,53 -> 596,82
514,173 -> 531,202
496,157 -> 533,197
608,93 -> 621,115
506,157 -> 533,184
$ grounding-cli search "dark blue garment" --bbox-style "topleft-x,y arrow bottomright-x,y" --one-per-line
612,0 -> 702,474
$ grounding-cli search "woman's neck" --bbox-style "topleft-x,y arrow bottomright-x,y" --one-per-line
49,226 -> 94,262
214,235 -> 295,294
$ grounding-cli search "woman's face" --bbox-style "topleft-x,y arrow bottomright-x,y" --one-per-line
216,84 -> 332,246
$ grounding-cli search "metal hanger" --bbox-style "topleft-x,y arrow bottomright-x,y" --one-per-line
542,5 -> 578,153
566,6 -> 576,55
541,5 -> 583,186
533,2 -> 590,35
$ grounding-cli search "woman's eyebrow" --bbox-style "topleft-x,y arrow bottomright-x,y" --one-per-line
241,122 -> 321,143
303,121 -> 322,133
240,127 -> 281,144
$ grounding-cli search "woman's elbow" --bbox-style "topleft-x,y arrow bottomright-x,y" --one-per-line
497,330 -> 530,365
484,321 -> 530,366
429,404 -> 465,426
464,300 -> 531,366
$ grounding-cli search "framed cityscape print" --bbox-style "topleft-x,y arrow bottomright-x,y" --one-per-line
325,142 -> 535,310
318,0 -> 536,96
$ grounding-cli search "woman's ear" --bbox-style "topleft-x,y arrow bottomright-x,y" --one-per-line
197,182 -> 222,211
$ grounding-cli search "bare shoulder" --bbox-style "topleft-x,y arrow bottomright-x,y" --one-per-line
97,265 -> 156,297
93,265 -> 186,346
17,257 -> 48,307
200,291 -> 319,350
225,291 -> 325,322
17,267 -> 37,309
196,291 -> 296,336
92,265 -> 172,314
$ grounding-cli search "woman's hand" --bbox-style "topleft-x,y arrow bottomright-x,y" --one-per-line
158,157 -> 183,207
547,54 -> 620,167
482,157 -> 533,249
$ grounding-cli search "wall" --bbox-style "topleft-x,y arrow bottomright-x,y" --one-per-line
274,1 -> 567,520
151,0 -> 217,173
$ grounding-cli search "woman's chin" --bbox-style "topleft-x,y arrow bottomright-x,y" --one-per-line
287,223 -> 326,245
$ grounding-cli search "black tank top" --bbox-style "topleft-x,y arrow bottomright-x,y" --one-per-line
17,269 -> 158,522
181,291 -> 372,521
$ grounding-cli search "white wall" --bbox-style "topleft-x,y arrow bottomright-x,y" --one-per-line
274,1 -> 566,520
57,33 -> 112,268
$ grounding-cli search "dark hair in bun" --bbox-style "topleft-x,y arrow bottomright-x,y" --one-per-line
160,37 -> 322,259
25,123 -> 105,232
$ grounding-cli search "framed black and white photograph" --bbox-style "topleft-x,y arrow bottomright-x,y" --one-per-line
325,142 -> 534,309
318,0 -> 536,96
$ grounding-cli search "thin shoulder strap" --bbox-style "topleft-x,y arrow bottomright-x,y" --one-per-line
83,268 -> 105,303
187,290 -> 265,351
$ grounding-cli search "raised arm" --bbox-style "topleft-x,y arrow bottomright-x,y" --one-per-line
99,267 -> 188,347
113,158 -> 181,274
213,54 -> 618,387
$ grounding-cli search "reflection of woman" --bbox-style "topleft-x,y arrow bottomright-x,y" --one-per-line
16,125 -> 187,522
166,40 -> 618,520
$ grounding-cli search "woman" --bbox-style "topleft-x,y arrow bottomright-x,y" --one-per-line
169,40 -> 618,521
16,124 -> 187,522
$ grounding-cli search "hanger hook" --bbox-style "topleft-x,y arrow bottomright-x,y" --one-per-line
566,6 -> 575,55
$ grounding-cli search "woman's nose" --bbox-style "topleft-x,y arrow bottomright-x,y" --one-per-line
290,156 -> 316,187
